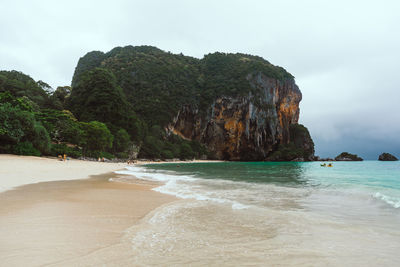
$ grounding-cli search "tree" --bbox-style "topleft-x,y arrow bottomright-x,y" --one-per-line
113,128 -> 131,153
36,80 -> 53,95
179,143 -> 194,160
0,97 -> 50,155
0,103 -> 34,143
47,86 -> 71,109
0,70 -> 49,107
53,86 -> 71,101
13,142 -> 41,156
138,136 -> 162,159
37,109 -> 83,145
68,68 -> 132,128
80,121 -> 113,154
30,122 -> 51,154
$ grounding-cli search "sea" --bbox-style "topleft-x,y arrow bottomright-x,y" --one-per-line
114,161 -> 400,266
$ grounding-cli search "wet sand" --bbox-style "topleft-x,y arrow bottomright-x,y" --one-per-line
0,171 -> 175,266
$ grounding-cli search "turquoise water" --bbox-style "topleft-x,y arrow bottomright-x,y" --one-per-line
142,161 -> 400,209
115,161 -> 400,265
145,161 -> 399,188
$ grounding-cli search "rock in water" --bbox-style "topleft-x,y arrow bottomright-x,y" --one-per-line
378,153 -> 398,161
335,152 -> 363,161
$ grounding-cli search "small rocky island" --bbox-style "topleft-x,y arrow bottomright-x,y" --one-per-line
378,153 -> 398,161
335,152 -> 363,161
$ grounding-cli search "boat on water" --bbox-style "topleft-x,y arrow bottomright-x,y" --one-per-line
321,163 -> 333,167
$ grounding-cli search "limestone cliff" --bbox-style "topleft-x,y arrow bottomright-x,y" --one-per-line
72,46 -> 315,161
169,73 -> 313,161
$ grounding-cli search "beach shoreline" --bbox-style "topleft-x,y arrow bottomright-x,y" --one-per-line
0,154 -> 223,193
134,159 -> 225,165
2,155 -> 398,266
0,154 -> 176,266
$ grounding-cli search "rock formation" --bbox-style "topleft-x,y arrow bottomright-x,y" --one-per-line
378,153 -> 398,161
169,73 -> 314,161
72,46 -> 315,161
335,152 -> 363,161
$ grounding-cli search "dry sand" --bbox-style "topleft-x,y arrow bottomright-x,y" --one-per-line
0,155 -> 176,266
0,154 -> 127,192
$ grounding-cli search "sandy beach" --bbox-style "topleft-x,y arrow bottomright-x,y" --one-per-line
0,154 -> 128,192
4,156 -> 398,266
0,155 -> 176,266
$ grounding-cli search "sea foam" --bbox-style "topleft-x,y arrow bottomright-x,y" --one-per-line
121,162 -> 400,266
115,166 -> 251,210
373,192 -> 400,208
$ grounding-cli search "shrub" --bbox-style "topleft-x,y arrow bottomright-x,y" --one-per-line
31,122 -> 51,154
51,144 -> 82,158
99,151 -> 115,160
13,142 -> 41,156
80,121 -> 113,153
138,136 -> 162,159
179,143 -> 194,160
113,128 -> 131,153
115,152 -> 129,159
161,149 -> 174,159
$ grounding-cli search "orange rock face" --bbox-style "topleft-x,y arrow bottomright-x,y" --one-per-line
169,73 -> 303,160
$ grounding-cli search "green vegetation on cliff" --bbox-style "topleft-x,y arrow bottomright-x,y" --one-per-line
72,46 -> 196,126
0,70 -> 49,107
1,45 -> 310,160
266,124 -> 314,161
71,46 -> 293,126
0,68 -> 207,160
68,68 -> 134,129
335,152 -> 363,161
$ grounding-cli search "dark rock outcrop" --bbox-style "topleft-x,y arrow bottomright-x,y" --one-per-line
169,73 -> 314,161
317,157 -> 335,161
378,153 -> 398,161
335,152 -> 363,161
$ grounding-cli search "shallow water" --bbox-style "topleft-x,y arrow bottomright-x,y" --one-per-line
115,161 -> 400,266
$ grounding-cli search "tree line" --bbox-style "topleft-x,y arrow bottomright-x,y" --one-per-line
0,70 -> 206,160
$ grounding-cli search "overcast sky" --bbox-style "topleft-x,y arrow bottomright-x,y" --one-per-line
1,0 -> 399,159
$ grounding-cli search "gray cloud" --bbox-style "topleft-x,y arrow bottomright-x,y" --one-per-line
1,0 -> 399,159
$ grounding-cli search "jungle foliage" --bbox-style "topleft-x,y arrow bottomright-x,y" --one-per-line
0,67 -> 207,160
71,46 -> 293,126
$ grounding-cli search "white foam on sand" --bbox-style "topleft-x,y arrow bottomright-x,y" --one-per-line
116,165 -> 253,209
115,165 -> 311,211
373,192 -> 400,208
121,165 -> 400,266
